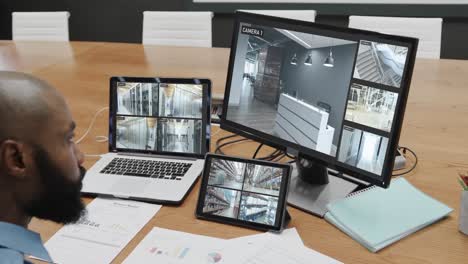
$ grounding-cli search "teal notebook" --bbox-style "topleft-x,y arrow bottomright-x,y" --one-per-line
324,177 -> 452,252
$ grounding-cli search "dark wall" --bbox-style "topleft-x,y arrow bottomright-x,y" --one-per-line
281,43 -> 358,145
1,1 -> 468,59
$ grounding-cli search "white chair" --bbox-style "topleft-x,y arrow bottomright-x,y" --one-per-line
348,16 -> 443,59
238,10 -> 316,22
142,11 -> 213,47
12,11 -> 70,41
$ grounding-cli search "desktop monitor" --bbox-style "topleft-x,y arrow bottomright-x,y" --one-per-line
221,12 -> 418,216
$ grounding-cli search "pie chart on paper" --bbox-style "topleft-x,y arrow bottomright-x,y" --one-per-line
207,252 -> 222,263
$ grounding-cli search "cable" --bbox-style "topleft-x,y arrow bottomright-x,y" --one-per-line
76,107 -> 109,144
392,146 -> 418,176
252,143 -> 264,159
215,138 -> 250,155
284,152 -> 296,160
95,136 -> 108,143
215,134 -> 238,148
272,153 -> 286,162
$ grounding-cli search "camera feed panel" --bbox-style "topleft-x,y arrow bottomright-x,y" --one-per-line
116,116 -> 158,151
203,157 -> 286,226
117,82 -> 159,116
338,125 -> 389,175
157,118 -> 203,154
239,192 -> 279,226
353,40 -> 408,88
203,186 -> 241,219
243,164 -> 282,196
159,83 -> 203,119
226,23 -> 359,158
208,159 -> 246,190
117,82 -> 203,119
345,83 -> 399,132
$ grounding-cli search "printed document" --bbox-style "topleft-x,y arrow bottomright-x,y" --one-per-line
45,197 -> 161,264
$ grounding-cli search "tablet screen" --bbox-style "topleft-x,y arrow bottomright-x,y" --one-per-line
197,154 -> 291,230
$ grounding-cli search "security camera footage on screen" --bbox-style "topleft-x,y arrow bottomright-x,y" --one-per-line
203,158 -> 285,226
226,23 -> 409,177
116,82 -> 204,154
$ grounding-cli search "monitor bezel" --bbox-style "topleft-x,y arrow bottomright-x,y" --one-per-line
109,76 -> 211,159
220,12 -> 418,188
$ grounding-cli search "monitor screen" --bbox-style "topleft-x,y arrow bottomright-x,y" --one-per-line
221,12 -> 417,187
110,78 -> 211,158
202,157 -> 288,226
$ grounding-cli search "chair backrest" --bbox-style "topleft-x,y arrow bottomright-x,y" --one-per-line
142,11 -> 213,47
348,16 -> 442,59
12,11 -> 70,41
238,10 -> 316,22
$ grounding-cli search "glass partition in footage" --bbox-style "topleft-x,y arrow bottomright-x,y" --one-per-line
115,82 -> 204,154
202,158 -> 286,226
225,23 -> 409,177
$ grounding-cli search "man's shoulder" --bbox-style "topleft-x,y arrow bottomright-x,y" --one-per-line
0,247 -> 25,264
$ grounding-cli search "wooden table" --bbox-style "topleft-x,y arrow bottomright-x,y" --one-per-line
1,41 -> 467,263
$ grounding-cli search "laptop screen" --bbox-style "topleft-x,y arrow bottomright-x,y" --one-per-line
109,77 -> 211,158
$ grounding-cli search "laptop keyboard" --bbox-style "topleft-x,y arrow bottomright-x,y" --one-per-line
100,158 -> 192,180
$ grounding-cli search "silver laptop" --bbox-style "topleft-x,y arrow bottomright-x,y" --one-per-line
82,77 -> 211,204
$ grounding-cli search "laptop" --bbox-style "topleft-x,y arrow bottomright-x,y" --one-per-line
81,77 -> 211,204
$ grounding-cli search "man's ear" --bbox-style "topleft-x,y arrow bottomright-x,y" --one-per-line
0,140 -> 27,180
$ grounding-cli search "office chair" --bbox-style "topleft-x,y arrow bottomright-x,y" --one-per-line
142,11 -> 213,47
348,16 -> 442,59
12,11 -> 70,41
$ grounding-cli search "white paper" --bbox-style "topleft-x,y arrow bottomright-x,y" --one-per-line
222,228 -> 304,263
225,228 -> 340,264
229,228 -> 304,246
240,239 -> 342,264
123,227 -> 227,264
124,227 -> 340,264
45,197 -> 161,264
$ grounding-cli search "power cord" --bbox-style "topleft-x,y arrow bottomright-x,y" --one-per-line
392,146 -> 418,176
75,107 -> 109,144
215,134 -> 295,162
252,143 -> 264,159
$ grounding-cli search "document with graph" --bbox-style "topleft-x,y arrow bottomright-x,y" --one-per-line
123,227 -> 228,264
45,197 -> 161,264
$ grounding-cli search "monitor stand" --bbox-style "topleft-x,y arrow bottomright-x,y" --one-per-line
287,153 -> 359,217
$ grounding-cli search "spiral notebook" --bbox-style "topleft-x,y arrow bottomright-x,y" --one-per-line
324,177 -> 452,252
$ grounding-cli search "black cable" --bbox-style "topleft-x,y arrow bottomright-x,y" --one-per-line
272,154 -> 286,162
258,149 -> 281,160
284,152 -> 296,159
214,134 -> 239,154
215,134 -> 238,147
215,138 -> 250,155
252,143 -> 264,159
392,146 -> 418,176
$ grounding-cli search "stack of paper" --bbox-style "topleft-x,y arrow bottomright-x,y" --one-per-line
123,227 -> 342,264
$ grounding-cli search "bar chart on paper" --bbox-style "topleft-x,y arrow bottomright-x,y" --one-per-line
123,227 -> 226,264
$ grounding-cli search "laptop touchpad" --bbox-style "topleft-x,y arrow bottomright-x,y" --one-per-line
109,178 -> 151,195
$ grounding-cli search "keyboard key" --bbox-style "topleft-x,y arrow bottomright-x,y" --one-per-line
123,172 -> 151,177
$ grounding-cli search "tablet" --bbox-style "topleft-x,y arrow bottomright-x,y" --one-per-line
196,153 -> 291,231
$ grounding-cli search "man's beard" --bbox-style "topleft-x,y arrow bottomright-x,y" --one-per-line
24,146 -> 87,224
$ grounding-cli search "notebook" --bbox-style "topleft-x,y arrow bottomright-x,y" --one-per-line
324,177 -> 453,252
